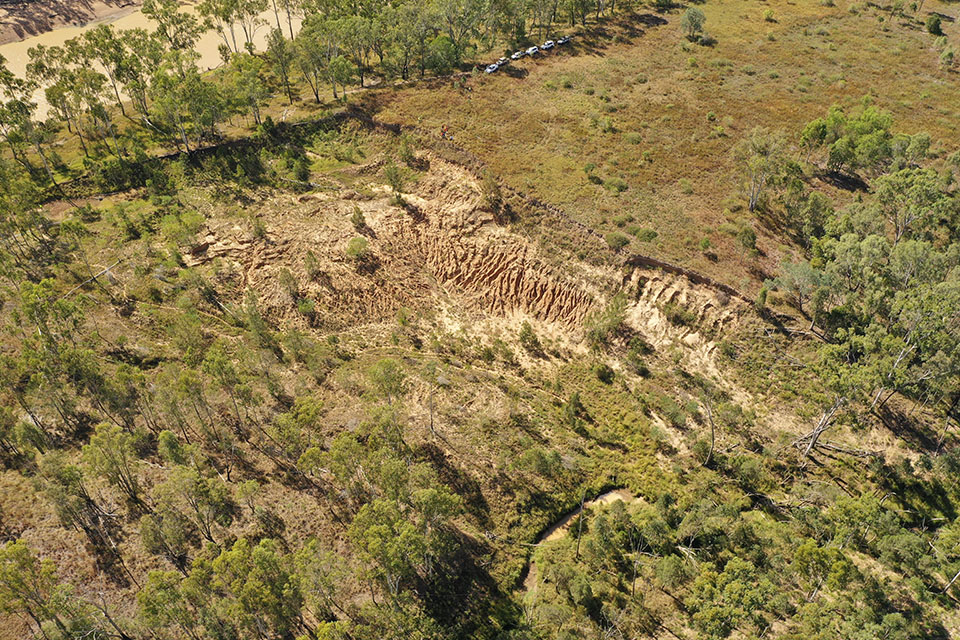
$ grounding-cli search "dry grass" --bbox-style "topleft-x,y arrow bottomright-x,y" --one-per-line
369,0 -> 960,292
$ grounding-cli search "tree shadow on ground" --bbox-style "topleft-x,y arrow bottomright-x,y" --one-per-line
417,530 -> 522,636
415,441 -> 492,529
817,170 -> 869,192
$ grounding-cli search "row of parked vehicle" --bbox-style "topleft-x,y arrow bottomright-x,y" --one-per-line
484,35 -> 572,74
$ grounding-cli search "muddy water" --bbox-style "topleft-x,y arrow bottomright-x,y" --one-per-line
0,3 -> 302,114
523,489 -> 638,594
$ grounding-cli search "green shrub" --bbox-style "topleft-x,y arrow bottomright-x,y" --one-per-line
635,228 -> 658,242
927,14 -> 942,36
350,205 -> 366,230
605,177 -> 628,192
605,232 -> 631,250
626,337 -> 652,376
518,321 -> 542,354
345,236 -> 369,260
585,293 -> 628,350
663,302 -> 696,326
593,363 -> 615,384
658,395 -> 686,427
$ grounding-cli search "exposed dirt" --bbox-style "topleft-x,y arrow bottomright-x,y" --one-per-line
623,268 -> 740,379
0,0 -> 141,44
184,153 -> 601,330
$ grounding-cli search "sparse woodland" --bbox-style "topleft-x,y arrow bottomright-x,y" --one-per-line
1,0 -> 960,638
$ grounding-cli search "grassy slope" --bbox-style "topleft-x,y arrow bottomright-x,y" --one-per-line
371,0 -> 960,293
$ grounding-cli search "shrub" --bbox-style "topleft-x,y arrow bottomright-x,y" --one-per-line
605,232 -> 631,250
755,285 -> 768,311
927,14 -> 942,36
482,169 -> 503,214
663,302 -> 696,326
635,228 -> 658,242
345,237 -> 369,260
518,321 -> 542,354
679,179 -> 693,194
297,298 -> 316,316
585,293 -> 628,350
593,363 -> 615,384
350,205 -> 366,230
658,395 -> 686,427
398,135 -> 416,167
940,48 -> 955,69
304,250 -> 321,279
251,216 -> 268,240
763,9 -> 775,22
605,177 -> 628,192
383,161 -> 406,203
626,337 -> 653,376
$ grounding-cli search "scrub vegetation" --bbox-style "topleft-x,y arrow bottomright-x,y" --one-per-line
1,0 -> 960,638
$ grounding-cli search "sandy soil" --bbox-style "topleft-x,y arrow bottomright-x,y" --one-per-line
0,0 -> 142,45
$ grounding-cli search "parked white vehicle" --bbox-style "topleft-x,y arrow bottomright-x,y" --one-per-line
542,40 -> 555,50
484,63 -> 499,73
526,45 -> 539,55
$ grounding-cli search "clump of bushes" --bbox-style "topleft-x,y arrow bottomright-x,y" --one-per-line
635,228 -> 658,242
345,236 -> 369,261
663,302 -> 696,326
593,362 -> 615,384
518,321 -> 542,354
605,232 -> 631,250
605,177 -> 628,192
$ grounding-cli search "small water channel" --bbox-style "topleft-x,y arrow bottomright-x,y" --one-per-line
523,488 -> 638,594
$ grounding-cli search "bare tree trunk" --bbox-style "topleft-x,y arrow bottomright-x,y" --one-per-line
703,398 -> 715,467
796,397 -> 845,463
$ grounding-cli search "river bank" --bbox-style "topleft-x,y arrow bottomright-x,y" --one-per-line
0,1 -> 301,115
0,0 -> 142,45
